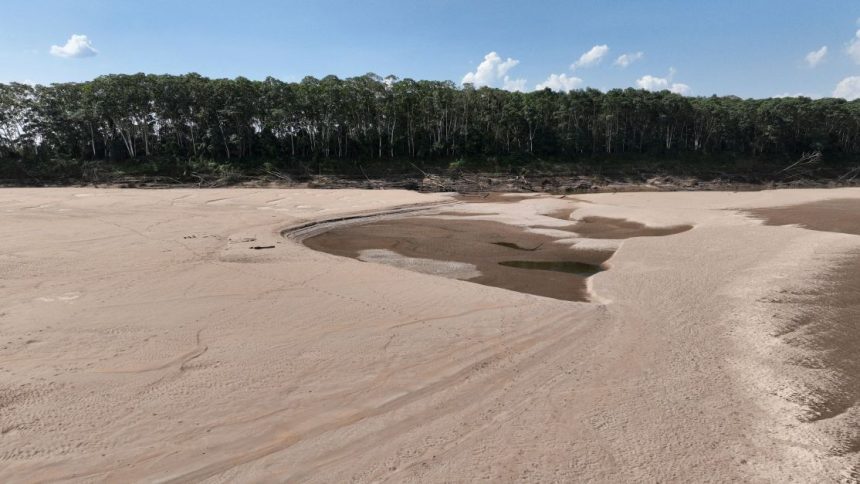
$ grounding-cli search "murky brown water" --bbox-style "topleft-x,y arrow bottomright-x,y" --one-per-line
305,218 -> 609,302
498,260 -> 603,276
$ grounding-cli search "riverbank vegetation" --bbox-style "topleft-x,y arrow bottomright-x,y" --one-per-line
1,73 -> 859,184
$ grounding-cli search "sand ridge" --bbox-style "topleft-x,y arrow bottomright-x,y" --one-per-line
1,187 -> 860,482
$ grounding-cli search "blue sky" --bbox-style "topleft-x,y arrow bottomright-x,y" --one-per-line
2,0 -> 860,99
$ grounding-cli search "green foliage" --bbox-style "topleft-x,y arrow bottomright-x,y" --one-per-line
1,74 -> 859,182
448,158 -> 467,170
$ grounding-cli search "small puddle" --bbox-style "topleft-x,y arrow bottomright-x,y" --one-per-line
302,213 -> 689,302
304,217 -> 607,302
499,260 -> 603,276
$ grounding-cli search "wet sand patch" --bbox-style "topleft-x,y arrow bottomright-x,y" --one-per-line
304,217 -> 611,301
763,252 -> 860,456
537,216 -> 693,239
358,249 -> 482,280
746,198 -> 860,236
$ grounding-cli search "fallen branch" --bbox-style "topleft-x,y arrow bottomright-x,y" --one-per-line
359,165 -> 382,189
778,151 -> 821,175
264,169 -> 293,183
838,166 -> 860,182
409,162 -> 429,177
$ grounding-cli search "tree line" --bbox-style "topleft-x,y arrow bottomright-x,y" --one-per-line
1,72 -> 859,179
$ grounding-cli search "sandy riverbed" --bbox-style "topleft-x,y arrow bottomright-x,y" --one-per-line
1,187 -> 859,482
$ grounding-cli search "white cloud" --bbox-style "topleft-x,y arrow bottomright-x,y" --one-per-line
571,45 -> 609,70
635,75 -> 669,90
462,51 -> 526,91
834,76 -> 860,100
848,30 -> 860,64
614,52 -> 644,68
50,34 -> 98,58
535,73 -> 583,92
636,74 -> 691,95
804,46 -> 828,67
496,57 -> 519,78
669,83 -> 692,95
502,77 -> 527,92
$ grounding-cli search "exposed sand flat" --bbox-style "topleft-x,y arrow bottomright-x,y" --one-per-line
1,187 -> 860,482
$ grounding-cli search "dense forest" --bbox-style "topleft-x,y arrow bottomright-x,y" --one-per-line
1,72 -> 860,182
